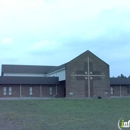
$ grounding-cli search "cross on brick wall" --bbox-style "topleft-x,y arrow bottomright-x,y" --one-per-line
71,57 -> 106,98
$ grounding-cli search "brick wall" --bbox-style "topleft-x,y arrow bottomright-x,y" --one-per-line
111,86 -> 130,97
0,84 -> 65,98
66,51 -> 110,98
0,85 -> 20,97
22,85 -> 41,97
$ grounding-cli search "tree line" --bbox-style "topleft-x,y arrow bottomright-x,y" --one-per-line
113,74 -> 130,78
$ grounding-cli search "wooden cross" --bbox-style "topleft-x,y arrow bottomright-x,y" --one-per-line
71,57 -> 106,98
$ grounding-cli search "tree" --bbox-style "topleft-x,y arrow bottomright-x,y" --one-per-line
117,74 -> 126,78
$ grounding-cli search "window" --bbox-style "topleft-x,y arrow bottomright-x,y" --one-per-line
127,86 -> 130,94
111,87 -> 114,95
3,87 -> 7,95
9,87 -> 12,95
49,87 -> 52,95
29,87 -> 33,95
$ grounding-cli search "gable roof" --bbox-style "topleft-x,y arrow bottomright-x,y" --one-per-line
110,78 -> 130,85
2,65 -> 57,74
0,76 -> 59,85
1,50 -> 108,75
67,50 -> 109,66
47,50 -> 109,74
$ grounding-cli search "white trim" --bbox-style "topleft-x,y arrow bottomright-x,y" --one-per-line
3,73 -> 45,77
46,69 -> 65,81
46,68 -> 65,76
88,57 -> 90,98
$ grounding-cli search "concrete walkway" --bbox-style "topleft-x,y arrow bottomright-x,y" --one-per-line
0,97 -> 62,100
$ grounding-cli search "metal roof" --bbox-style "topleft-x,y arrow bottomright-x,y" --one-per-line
110,78 -> 130,85
2,65 -> 57,74
0,76 -> 59,85
48,63 -> 66,73
1,50 -> 108,75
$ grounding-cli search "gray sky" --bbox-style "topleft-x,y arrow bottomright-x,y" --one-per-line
0,0 -> 130,77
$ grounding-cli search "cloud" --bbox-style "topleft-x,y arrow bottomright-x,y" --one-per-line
0,0 -> 130,77
0,0 -> 130,36
29,40 -> 62,54
0,38 -> 13,44
0,38 -> 13,49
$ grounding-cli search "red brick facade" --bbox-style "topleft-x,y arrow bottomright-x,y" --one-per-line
111,86 -> 130,97
0,51 -> 129,99
0,85 -> 65,98
66,51 -> 110,98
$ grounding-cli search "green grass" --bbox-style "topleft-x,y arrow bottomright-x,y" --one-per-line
0,98 -> 129,130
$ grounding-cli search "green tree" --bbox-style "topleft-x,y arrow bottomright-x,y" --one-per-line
117,74 -> 126,78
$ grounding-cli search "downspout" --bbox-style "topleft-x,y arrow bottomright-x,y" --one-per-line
120,85 -> 122,97
40,85 -> 42,98
53,85 -> 57,97
53,73 -> 58,97
20,84 -> 22,99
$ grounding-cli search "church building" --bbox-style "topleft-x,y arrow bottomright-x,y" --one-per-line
0,50 -> 130,98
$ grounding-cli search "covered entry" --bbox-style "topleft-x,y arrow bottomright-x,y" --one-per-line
110,78 -> 130,97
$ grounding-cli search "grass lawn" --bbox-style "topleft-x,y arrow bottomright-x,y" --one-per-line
0,98 -> 129,130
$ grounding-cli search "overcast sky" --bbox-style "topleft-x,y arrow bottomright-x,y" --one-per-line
0,0 -> 130,77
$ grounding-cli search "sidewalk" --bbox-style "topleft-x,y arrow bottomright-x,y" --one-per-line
0,97 -> 60,100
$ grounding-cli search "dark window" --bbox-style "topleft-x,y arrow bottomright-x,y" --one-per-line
127,86 -> 130,94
